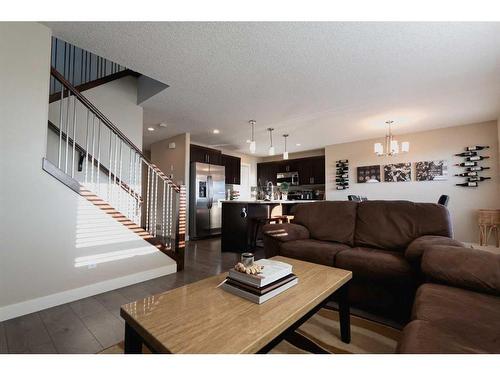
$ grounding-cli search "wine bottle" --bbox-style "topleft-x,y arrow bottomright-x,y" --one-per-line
465,155 -> 490,162
456,182 -> 478,187
455,161 -> 477,167
337,159 -> 349,163
455,172 -> 477,177
336,173 -> 348,178
466,166 -> 490,172
465,145 -> 489,151
336,185 -> 348,190
455,151 -> 477,157
467,176 -> 491,182
336,163 -> 348,168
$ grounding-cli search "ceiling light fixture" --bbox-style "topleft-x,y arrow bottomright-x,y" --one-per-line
213,129 -> 220,134
374,120 -> 410,157
249,120 -> 256,154
282,134 -> 289,160
159,123 -> 168,128
267,128 -> 275,156
147,127 -> 155,131
296,143 -> 301,147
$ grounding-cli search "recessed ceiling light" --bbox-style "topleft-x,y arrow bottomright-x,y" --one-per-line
213,129 -> 220,134
246,139 -> 251,143
159,123 -> 168,128
147,127 -> 155,131
296,143 -> 301,146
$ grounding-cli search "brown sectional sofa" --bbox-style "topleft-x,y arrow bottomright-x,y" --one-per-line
263,200 -> 500,353
263,200 -> 459,323
397,246 -> 500,353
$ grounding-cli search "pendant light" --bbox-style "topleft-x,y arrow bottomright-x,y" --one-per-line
248,120 -> 256,154
374,120 -> 410,157
282,134 -> 289,160
267,128 -> 275,156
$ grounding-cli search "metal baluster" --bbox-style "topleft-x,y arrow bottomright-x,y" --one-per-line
96,119 -> 101,195
71,95 -> 77,178
169,184 -> 173,239
118,141 -> 123,213
162,180 -> 166,239
108,131 -> 113,204
64,92 -> 70,174
57,86 -> 64,169
84,109 -> 90,185
90,114 -> 96,186
129,148 -> 133,220
138,156 -> 143,225
146,166 -> 151,233
154,172 -> 158,237
136,154 -> 140,224
113,136 -> 119,207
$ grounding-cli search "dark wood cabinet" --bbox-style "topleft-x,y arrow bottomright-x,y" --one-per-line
190,144 -> 222,165
221,154 -> 241,185
257,162 -> 279,186
257,155 -> 325,186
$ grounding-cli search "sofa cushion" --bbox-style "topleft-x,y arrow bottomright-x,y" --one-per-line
354,200 -> 452,251
279,239 -> 350,267
292,201 -> 358,246
405,235 -> 464,264
397,320 -> 497,354
335,247 -> 414,284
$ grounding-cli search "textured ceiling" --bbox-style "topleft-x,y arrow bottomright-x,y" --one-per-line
44,22 -> 500,155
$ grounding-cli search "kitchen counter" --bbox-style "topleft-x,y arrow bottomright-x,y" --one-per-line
221,200 -> 319,253
221,200 -> 321,204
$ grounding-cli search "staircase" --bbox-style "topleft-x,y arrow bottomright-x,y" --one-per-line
43,53 -> 186,270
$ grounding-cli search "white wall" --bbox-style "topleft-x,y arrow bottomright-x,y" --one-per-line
325,121 -> 500,243
0,23 -> 176,321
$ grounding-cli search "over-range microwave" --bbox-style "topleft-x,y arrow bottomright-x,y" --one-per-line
277,172 -> 299,186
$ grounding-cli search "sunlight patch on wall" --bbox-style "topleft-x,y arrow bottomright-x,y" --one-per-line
74,246 -> 158,268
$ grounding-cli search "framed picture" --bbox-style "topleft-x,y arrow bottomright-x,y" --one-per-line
383,163 -> 411,182
357,165 -> 381,183
415,160 -> 448,181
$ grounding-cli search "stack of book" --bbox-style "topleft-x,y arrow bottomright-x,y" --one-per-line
222,259 -> 297,304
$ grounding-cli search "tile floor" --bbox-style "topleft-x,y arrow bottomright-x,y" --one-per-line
0,238 -> 264,353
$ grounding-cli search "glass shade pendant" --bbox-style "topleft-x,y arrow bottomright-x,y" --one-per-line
267,128 -> 275,156
249,120 -> 256,154
374,120 -> 409,157
283,134 -> 289,160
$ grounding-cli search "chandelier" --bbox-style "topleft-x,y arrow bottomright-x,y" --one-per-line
374,120 -> 409,156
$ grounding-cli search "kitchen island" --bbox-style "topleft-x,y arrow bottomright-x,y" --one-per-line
221,200 -> 319,253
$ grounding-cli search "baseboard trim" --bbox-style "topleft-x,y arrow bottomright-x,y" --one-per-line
0,264 -> 176,322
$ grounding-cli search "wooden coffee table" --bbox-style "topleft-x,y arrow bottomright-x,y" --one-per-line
120,256 -> 352,353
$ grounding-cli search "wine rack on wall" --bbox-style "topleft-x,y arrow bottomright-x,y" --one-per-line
336,159 -> 349,190
454,146 -> 491,187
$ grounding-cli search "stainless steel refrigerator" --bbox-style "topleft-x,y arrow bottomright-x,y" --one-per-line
189,162 -> 226,239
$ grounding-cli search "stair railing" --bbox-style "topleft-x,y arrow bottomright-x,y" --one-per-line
50,37 -> 126,96
48,67 -> 186,257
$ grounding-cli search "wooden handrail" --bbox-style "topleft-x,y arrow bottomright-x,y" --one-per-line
47,120 -> 143,202
50,67 -> 180,192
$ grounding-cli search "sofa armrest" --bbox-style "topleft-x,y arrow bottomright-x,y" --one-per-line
262,223 -> 310,242
421,245 -> 500,296
262,223 -> 310,259
405,235 -> 464,264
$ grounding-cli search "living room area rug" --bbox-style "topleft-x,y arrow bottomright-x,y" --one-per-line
99,309 -> 401,354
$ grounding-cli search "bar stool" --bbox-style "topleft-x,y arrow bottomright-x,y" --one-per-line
252,215 -> 289,249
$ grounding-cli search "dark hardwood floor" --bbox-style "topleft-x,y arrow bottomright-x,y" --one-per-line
0,238 -> 264,354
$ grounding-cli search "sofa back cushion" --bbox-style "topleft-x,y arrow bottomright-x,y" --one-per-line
292,201 -> 358,246
354,200 -> 452,251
